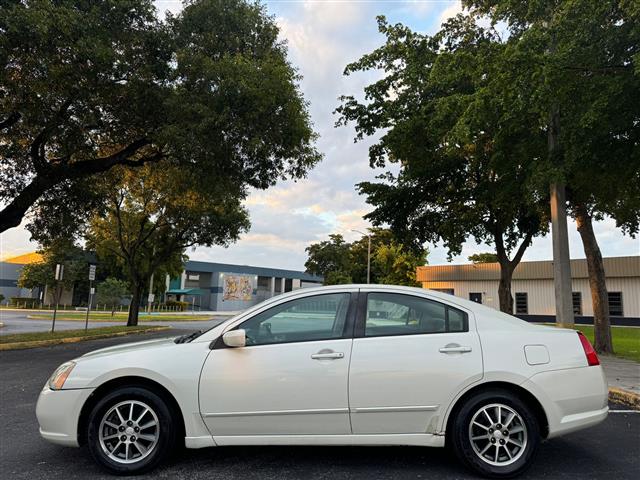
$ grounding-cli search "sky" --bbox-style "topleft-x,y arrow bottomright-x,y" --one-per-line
1,0 -> 638,268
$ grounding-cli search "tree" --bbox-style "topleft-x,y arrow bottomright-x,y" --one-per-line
468,252 -> 499,264
17,239 -> 88,306
373,242 -> 426,287
95,278 -> 129,317
337,16 -> 548,313
86,163 -> 250,326
463,0 -> 640,351
0,0 -> 320,234
304,234 -> 353,285
305,229 -> 427,286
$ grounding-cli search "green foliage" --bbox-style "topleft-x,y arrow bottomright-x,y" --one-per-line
9,297 -> 39,308
468,252 -> 499,264
0,293 -> 4,304
462,0 -> 640,232
0,0 -> 320,235
95,278 -> 129,308
304,234 -> 352,284
16,239 -> 89,303
305,229 -> 427,286
337,15 -> 548,269
86,163 -> 250,325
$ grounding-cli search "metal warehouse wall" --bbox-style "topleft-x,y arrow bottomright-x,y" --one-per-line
422,277 -> 640,318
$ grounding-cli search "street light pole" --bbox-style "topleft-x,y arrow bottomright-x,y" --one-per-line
352,229 -> 371,284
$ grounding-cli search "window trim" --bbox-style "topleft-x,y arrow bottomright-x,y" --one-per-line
515,292 -> 528,315
212,292 -> 358,349
572,291 -> 582,316
354,292 -> 469,338
608,291 -> 624,317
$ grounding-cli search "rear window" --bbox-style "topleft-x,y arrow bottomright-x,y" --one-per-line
365,293 -> 468,337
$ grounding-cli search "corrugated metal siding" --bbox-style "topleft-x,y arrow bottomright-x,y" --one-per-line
422,277 -> 640,317
417,256 -> 640,282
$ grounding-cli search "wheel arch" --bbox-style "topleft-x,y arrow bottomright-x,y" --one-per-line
444,381 -> 550,444
77,376 -> 186,446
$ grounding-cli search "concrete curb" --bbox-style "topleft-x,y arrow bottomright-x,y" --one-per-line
0,326 -> 171,351
609,387 -> 640,409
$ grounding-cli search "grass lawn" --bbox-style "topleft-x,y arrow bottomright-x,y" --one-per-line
574,325 -> 640,363
0,325 -> 169,350
27,312 -> 213,322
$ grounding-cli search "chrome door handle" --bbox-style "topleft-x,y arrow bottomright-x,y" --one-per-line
311,351 -> 344,360
439,344 -> 472,354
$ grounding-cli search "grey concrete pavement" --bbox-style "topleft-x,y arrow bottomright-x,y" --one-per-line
601,355 -> 640,396
0,332 -> 639,479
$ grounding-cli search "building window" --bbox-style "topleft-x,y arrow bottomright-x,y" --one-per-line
469,293 -> 482,304
515,292 -> 528,314
431,288 -> 454,295
572,292 -> 582,316
608,292 -> 623,317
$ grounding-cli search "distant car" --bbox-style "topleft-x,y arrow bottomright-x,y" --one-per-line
37,285 -> 608,477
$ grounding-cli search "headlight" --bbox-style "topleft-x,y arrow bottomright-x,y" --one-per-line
48,362 -> 76,390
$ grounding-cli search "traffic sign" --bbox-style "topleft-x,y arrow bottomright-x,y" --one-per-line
89,264 -> 96,281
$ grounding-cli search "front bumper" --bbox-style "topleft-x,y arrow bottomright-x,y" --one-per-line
36,386 -> 94,447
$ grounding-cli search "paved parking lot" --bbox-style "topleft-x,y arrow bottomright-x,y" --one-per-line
1,331 -> 638,480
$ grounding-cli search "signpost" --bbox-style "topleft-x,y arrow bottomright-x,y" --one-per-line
51,264 -> 64,333
85,264 -> 96,331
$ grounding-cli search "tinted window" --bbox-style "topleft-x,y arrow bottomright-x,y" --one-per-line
365,293 -> 467,337
240,293 -> 351,346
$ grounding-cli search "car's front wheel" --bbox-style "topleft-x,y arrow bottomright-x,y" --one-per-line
450,389 -> 540,478
86,386 -> 177,475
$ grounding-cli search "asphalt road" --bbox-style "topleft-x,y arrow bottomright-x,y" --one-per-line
1,331 -> 639,480
0,310 -> 226,335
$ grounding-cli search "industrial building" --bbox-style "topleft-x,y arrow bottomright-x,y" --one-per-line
417,256 -> 640,322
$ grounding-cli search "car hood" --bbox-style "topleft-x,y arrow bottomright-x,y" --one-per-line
80,336 -> 178,359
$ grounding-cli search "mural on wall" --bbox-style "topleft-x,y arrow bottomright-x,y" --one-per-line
223,275 -> 253,301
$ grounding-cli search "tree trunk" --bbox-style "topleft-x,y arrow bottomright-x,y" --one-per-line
575,203 -> 613,354
498,262 -> 515,313
128,283 -> 142,327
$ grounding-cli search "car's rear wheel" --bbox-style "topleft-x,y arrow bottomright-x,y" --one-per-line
451,389 -> 540,478
86,386 -> 177,475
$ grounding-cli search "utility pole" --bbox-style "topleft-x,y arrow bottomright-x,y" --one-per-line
352,229 -> 371,284
549,106 -> 574,327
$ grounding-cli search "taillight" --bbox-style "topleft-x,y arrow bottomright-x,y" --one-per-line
577,331 -> 600,366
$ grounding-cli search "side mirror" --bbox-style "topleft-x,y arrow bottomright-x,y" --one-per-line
222,329 -> 246,348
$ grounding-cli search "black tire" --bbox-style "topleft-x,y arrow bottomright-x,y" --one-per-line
450,388 -> 540,479
86,386 -> 177,475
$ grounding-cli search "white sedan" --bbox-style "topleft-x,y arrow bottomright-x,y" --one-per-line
37,285 -> 608,477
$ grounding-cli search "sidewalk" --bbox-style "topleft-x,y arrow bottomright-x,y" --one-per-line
600,355 -> 640,406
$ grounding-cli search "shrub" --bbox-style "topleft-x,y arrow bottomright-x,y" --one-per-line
10,297 -> 39,308
163,300 -> 189,311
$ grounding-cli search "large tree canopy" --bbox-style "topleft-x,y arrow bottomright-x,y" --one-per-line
0,0 -> 320,234
305,229 -> 427,287
337,16 -> 548,313
86,162 -> 249,325
462,0 -> 640,352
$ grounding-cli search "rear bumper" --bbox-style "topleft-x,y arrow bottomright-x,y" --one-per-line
36,386 -> 94,447
522,365 -> 609,438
